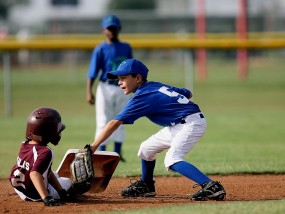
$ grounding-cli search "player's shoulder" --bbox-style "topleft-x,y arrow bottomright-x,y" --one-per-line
95,41 -> 107,50
120,41 -> 131,46
20,142 -> 53,159
118,41 -> 132,48
34,144 -> 53,155
146,81 -> 164,88
130,82 -> 163,103
37,146 -> 54,161
136,81 -> 162,94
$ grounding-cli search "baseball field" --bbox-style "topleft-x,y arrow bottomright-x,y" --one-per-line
0,54 -> 285,213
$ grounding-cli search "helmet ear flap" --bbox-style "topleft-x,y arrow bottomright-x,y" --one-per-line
26,107 -> 65,145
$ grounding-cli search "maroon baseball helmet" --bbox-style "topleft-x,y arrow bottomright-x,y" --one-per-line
26,107 -> 65,145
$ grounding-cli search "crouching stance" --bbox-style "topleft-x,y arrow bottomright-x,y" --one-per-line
89,58 -> 226,201
10,107 -> 72,206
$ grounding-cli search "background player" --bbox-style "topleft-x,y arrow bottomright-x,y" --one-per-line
86,14 -> 133,162
89,58 -> 226,201
9,107 -> 71,206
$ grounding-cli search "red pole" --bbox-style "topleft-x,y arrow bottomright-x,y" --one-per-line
236,0 -> 248,79
195,0 -> 207,80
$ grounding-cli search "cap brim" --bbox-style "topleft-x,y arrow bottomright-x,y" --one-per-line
107,70 -> 130,79
103,23 -> 120,29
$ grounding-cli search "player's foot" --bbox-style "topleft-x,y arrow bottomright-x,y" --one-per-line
190,181 -> 226,201
121,179 -> 156,197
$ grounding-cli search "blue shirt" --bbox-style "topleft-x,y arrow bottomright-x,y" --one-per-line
87,41 -> 133,81
115,81 -> 201,126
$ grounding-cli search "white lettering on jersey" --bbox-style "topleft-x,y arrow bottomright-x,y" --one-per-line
17,156 -> 30,170
158,86 -> 189,104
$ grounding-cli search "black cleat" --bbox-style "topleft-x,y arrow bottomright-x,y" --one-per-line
121,179 -> 156,197
190,181 -> 226,201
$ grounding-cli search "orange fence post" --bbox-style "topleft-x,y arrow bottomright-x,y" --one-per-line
195,0 -> 207,80
236,0 -> 248,79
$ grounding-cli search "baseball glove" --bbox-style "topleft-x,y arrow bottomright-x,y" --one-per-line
70,144 -> 95,194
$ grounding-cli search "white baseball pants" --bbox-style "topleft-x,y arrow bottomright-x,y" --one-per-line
95,81 -> 129,145
138,113 -> 207,170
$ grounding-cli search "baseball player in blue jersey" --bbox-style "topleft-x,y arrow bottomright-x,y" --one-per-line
90,58 -> 226,201
86,15 -> 133,161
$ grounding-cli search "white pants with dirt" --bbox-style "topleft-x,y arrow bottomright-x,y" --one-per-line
137,112 -> 207,170
48,174 -> 72,200
14,173 -> 72,201
95,81 -> 129,145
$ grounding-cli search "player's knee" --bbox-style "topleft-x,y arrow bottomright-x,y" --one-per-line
58,177 -> 72,191
137,143 -> 155,161
164,152 -> 183,170
164,156 -> 172,169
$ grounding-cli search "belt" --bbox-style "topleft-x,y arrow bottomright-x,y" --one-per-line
103,79 -> 119,86
181,113 -> 204,124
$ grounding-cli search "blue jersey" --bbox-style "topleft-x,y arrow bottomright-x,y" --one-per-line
87,41 -> 133,81
115,81 -> 201,126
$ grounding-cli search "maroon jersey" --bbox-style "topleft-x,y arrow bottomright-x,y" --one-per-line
9,141 -> 54,200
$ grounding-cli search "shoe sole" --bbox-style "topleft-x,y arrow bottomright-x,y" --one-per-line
190,191 -> 226,201
121,192 -> 156,197
211,192 -> 226,201
191,196 -> 226,201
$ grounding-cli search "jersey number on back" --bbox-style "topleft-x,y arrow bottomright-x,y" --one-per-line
11,169 -> 26,189
158,86 -> 189,104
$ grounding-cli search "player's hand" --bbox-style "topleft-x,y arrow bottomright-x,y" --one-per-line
43,196 -> 65,206
90,144 -> 96,154
87,93 -> 95,105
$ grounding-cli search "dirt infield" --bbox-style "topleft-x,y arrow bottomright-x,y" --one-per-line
1,174 -> 285,213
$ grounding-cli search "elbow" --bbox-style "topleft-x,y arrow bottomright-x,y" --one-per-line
109,120 -> 123,130
189,92 -> 193,99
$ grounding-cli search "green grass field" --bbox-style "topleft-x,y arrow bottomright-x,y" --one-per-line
1,55 -> 285,213
114,199 -> 285,214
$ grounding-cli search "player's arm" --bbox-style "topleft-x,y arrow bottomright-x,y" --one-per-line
86,47 -> 101,105
48,171 -> 68,201
30,171 -> 65,206
30,171 -> 49,199
189,92 -> 193,99
90,119 -> 123,153
48,171 -> 64,192
86,78 -> 95,104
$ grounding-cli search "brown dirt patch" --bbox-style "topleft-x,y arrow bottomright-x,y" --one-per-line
1,174 -> 285,213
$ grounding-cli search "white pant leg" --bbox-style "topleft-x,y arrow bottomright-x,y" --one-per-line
96,82 -> 128,145
110,86 -> 129,142
164,114 -> 207,169
138,127 -> 172,161
95,82 -> 114,145
47,175 -> 72,199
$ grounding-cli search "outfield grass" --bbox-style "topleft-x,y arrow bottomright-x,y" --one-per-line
0,56 -> 285,179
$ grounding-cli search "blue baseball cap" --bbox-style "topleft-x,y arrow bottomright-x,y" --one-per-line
107,58 -> 149,79
102,15 -> 121,29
